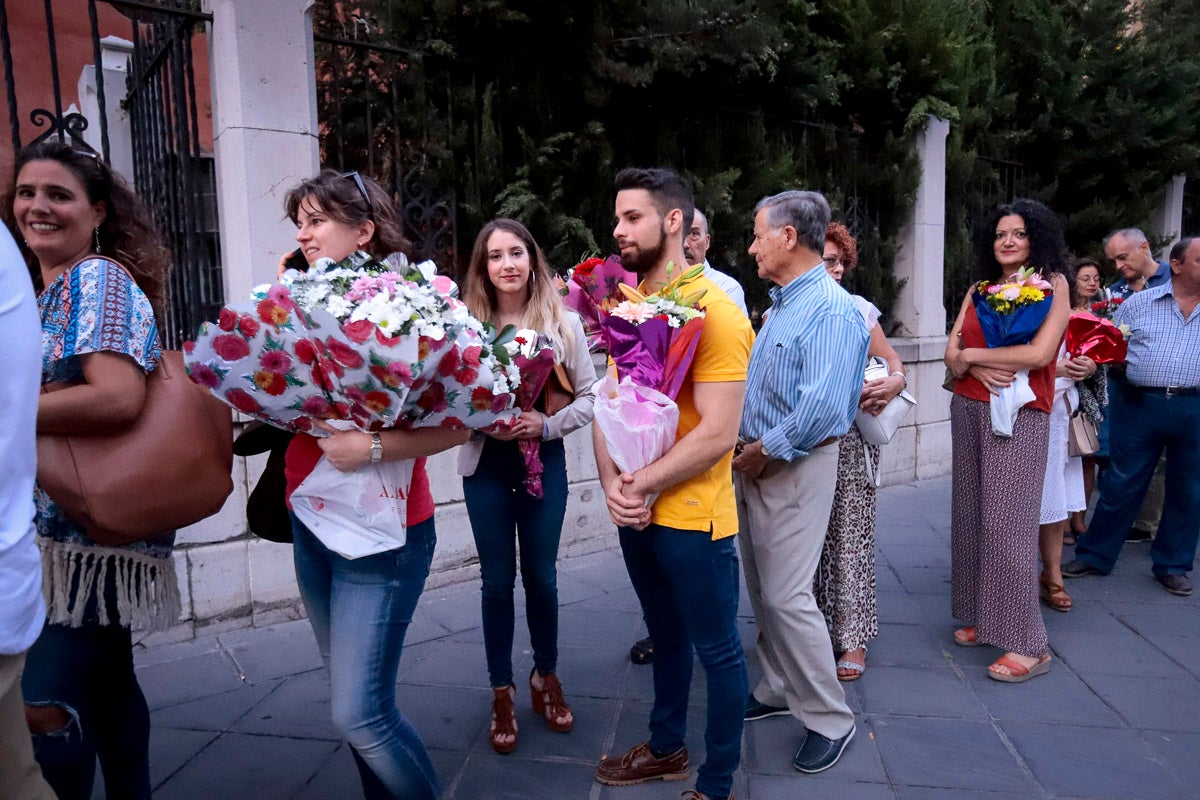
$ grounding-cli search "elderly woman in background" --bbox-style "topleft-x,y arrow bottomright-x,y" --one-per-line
1067,257 -> 1108,543
2,140 -> 177,800
816,222 -> 907,681
944,198 -> 1070,684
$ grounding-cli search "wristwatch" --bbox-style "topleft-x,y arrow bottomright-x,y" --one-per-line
370,433 -> 383,463
890,370 -> 908,390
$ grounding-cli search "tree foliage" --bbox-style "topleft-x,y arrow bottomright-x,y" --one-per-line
312,0 -> 1200,326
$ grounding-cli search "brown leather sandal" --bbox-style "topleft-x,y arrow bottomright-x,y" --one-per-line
1039,573 -> 1073,612
490,684 -> 518,754
529,668 -> 573,732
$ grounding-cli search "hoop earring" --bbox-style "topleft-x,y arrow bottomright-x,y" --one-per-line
94,226 -> 102,253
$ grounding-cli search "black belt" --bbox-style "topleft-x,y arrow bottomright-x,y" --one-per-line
1124,383 -> 1199,398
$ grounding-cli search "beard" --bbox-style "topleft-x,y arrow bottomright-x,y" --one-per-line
619,228 -> 667,276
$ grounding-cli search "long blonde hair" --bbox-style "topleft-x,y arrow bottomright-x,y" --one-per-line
463,218 -> 575,357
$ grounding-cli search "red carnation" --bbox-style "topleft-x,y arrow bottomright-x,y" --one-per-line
470,385 -> 493,412
364,391 -> 391,413
437,347 -> 461,377
212,334 -> 251,362
187,362 -> 220,389
294,339 -> 318,365
462,344 -> 482,367
455,366 -> 479,386
218,307 -> 238,331
182,340 -> 196,355
238,314 -> 261,338
256,299 -> 290,327
253,370 -> 288,396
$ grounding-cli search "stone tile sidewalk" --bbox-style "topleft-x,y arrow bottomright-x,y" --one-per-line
117,475 -> 1199,799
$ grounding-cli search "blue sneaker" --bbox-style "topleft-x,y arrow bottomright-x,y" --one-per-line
792,724 -> 855,773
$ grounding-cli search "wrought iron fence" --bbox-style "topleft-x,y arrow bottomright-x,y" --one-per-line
0,0 -> 220,348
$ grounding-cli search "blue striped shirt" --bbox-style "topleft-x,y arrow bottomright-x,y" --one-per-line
1115,278 -> 1200,388
740,265 -> 870,461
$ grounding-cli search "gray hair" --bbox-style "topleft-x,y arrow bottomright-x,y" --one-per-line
753,190 -> 831,252
693,208 -> 710,237
1103,227 -> 1148,248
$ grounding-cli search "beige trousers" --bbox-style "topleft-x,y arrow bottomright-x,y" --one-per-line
0,652 -> 56,800
735,444 -> 855,740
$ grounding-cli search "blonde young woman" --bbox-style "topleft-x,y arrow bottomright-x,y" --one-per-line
458,218 -> 596,754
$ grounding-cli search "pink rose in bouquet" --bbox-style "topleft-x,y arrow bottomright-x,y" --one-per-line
487,329 -> 557,497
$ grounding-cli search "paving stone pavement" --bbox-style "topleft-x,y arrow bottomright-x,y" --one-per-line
112,475 -> 1199,800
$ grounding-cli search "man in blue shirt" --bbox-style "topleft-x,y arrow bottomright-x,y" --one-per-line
1104,227 -> 1170,299
1064,236 -> 1200,596
732,190 -> 867,775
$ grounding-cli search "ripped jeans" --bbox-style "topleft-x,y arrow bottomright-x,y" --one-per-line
22,620 -> 151,800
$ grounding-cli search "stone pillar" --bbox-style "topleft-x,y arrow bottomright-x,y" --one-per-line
202,0 -> 320,302
1150,174 -> 1186,258
877,116 -> 953,485
77,36 -> 135,183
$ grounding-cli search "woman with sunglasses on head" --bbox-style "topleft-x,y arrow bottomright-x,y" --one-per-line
458,219 -> 595,754
1,140 -> 176,800
816,222 -> 906,682
281,170 -> 465,799
944,199 -> 1070,683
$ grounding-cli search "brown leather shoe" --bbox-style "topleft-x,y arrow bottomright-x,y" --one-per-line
595,742 -> 689,786
680,791 -> 734,800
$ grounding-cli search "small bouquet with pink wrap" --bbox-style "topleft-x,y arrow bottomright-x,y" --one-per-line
593,263 -> 706,508
489,330 -> 557,498
556,255 -> 637,351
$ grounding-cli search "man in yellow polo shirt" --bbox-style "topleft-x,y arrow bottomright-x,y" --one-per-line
592,168 -> 753,800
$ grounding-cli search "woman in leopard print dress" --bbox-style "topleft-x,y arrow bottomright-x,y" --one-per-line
815,223 -> 907,681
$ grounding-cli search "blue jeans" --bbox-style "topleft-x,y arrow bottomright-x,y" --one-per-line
1075,381 -> 1200,576
23,620 -> 150,800
292,512 -> 439,800
619,523 -> 747,799
463,438 -> 567,686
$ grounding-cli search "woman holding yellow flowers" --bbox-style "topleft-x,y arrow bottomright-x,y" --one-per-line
943,199 -> 1070,684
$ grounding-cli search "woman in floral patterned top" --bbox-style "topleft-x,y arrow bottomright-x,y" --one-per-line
2,140 -> 175,800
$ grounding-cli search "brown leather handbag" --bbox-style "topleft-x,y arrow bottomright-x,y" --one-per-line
36,350 -> 234,546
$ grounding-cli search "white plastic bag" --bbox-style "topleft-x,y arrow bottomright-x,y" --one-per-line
291,455 -> 414,559
592,375 -> 679,508
990,369 -> 1035,438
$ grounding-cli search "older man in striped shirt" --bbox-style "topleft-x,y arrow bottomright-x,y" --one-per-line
732,190 -> 868,775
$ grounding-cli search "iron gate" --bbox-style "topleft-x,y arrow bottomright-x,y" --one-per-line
0,0 -> 220,348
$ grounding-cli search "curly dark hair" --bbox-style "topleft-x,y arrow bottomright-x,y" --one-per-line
825,221 -> 858,270
975,198 -> 1067,282
2,140 -> 172,320
283,170 -> 410,258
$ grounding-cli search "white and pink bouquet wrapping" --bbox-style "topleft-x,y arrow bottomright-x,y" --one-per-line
593,263 -> 706,509
183,251 -> 522,559
487,329 -> 557,498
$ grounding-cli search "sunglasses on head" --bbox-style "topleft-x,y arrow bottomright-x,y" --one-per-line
341,171 -> 370,206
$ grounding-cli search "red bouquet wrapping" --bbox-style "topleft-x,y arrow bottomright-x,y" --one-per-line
1066,313 -> 1128,365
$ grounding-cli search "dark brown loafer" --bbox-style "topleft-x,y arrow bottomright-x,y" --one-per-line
595,742 -> 689,786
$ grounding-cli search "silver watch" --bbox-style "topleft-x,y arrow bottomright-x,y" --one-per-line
370,433 -> 383,463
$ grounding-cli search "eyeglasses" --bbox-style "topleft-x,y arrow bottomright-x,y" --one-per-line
823,256 -> 844,268
341,171 -> 370,206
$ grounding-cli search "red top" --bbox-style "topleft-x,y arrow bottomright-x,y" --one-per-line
284,434 -> 434,526
953,303 -> 1055,413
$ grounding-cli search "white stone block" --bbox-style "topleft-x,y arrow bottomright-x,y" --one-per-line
172,549 -> 192,622
915,420 -> 954,480
912,360 -> 953,426
248,538 -> 299,607
564,424 -> 599,482
188,540 -> 251,622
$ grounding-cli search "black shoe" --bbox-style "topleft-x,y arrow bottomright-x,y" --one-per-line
1156,574 -> 1193,596
630,636 -> 654,665
744,697 -> 790,721
793,724 -> 855,773
1061,559 -> 1105,579
1125,528 -> 1153,543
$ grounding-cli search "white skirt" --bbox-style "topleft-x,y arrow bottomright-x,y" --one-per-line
1039,388 -> 1086,525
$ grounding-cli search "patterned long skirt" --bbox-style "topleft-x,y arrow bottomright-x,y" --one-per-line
950,395 -> 1050,658
814,425 -> 880,653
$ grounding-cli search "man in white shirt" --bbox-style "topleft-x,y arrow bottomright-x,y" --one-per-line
0,223 -> 55,799
686,209 -> 748,316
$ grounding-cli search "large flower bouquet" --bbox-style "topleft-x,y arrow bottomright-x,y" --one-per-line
971,266 -> 1054,437
557,255 -> 637,351
183,251 -> 521,559
592,263 -> 706,508
489,329 -> 557,498
184,251 -> 520,434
